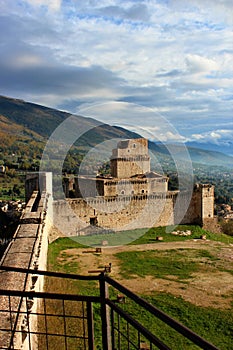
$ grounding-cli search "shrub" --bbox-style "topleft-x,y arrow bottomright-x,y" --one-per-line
220,220 -> 233,236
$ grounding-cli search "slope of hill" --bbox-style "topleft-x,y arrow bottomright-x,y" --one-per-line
186,141 -> 233,158
0,95 -> 142,152
186,146 -> 233,167
0,95 -> 232,169
0,95 -> 72,137
151,142 -> 233,168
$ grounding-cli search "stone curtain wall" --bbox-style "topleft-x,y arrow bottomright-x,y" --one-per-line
53,185 -> 215,236
53,193 -> 176,235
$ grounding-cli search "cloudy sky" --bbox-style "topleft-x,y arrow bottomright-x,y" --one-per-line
0,0 -> 232,149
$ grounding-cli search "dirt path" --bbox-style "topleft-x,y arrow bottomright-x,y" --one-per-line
61,240 -> 233,309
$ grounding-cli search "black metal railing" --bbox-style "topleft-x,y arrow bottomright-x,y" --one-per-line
0,289 -> 97,350
0,266 -> 220,350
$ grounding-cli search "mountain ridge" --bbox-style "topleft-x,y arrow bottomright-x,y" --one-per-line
152,141 -> 233,167
186,141 -> 233,158
0,95 -> 232,168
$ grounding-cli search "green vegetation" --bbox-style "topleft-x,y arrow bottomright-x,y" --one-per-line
119,292 -> 233,350
130,225 -> 233,244
47,237 -> 86,272
70,225 -> 233,247
72,228 -> 147,246
115,246 -> 233,282
115,249 -> 201,280
0,173 -> 25,200
46,229 -> 233,349
220,220 -> 233,236
45,238 -> 103,349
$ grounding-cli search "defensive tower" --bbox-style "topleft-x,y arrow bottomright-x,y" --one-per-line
110,138 -> 150,178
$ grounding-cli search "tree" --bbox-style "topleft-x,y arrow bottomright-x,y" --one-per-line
220,220 -> 233,236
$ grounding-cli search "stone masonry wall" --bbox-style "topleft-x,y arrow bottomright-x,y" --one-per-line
180,184 -> 215,226
53,185 -> 215,235
111,138 -> 150,178
53,193 -> 176,235
0,187 -> 53,349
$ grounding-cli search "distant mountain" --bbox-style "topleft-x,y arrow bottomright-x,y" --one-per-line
0,113 -> 43,140
152,142 -> 233,168
0,95 -> 232,169
186,141 -> 233,157
0,95 -> 72,138
186,146 -> 233,167
0,95 -> 141,149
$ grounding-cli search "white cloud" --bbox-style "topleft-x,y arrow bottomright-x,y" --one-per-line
192,134 -> 205,140
170,0 -> 233,25
25,0 -> 61,11
210,131 -> 221,139
161,131 -> 186,142
0,0 -> 232,145
185,54 -> 219,74
191,129 -> 233,144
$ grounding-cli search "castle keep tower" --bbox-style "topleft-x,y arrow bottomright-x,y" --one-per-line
110,138 -> 150,178
95,138 -> 168,197
70,138 -> 168,198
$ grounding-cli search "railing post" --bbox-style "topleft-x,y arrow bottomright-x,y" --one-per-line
99,272 -> 111,350
87,301 -> 95,350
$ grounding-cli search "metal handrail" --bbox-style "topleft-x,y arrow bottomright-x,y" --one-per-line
0,289 -> 100,303
0,265 -> 100,281
105,275 -> 219,350
108,299 -> 171,350
0,266 -> 220,350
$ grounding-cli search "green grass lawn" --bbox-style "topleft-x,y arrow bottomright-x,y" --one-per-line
46,226 -> 233,350
70,225 -> 233,247
115,249 -> 203,280
130,225 -> 233,245
72,228 -> 148,246
117,292 -> 233,350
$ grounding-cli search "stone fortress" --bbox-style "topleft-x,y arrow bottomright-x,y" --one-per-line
0,139 -> 216,348
75,138 -> 168,198
55,138 -> 215,235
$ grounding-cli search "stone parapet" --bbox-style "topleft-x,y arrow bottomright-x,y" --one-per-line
0,189 -> 52,349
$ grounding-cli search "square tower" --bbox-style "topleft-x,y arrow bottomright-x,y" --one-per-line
110,138 -> 150,178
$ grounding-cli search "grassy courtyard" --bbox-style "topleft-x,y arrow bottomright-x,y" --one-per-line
45,225 -> 233,349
